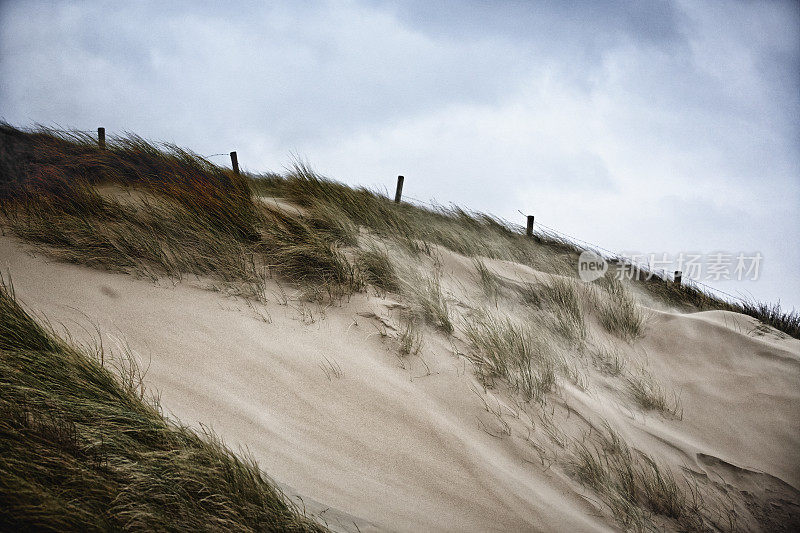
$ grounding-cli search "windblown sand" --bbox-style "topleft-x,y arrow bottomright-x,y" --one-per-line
2,232 -> 798,532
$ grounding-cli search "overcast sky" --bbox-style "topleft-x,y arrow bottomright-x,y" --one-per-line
1,0 -> 798,308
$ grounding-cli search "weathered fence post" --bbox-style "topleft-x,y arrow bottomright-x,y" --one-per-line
674,270 -> 682,285
526,215 -> 535,237
230,151 -> 240,176
394,175 -> 404,203
97,127 -> 106,150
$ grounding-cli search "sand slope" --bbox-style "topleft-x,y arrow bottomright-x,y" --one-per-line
3,233 -> 798,531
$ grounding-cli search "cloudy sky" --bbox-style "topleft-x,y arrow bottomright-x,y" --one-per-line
1,0 -> 798,308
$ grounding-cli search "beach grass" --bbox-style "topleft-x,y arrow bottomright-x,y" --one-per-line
568,422 -> 720,532
463,311 -> 557,402
598,280 -> 646,341
0,277 -> 324,532
1,123 -> 795,338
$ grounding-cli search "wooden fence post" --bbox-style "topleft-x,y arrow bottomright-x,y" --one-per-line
674,270 -> 682,285
394,175 -> 404,203
97,127 -> 105,150
230,151 -> 240,176
526,215 -> 535,237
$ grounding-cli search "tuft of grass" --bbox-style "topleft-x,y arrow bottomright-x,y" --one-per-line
625,370 -> 682,418
738,300 -> 799,339
407,275 -> 453,334
598,280 -> 645,341
568,422 -> 719,532
463,312 -> 556,402
542,278 -> 583,320
540,277 -> 587,347
259,205 -> 361,295
637,455 -> 685,520
358,243 -> 400,294
250,161 -> 582,276
569,428 -> 642,529
591,346 -> 626,376
397,317 -> 423,357
0,277 -> 323,532
559,359 -> 589,391
304,199 -> 359,247
517,278 -> 587,347
516,281 -> 544,308
473,258 -> 501,300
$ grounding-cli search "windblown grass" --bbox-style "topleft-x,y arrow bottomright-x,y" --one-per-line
568,422 -> 717,531
1,123 -> 257,239
463,312 -> 556,402
598,280 -> 646,341
259,205 -> 360,293
359,243 -> 400,294
514,278 -> 587,347
407,275 -> 453,334
632,272 -> 799,340
250,161 -> 581,276
397,317 -> 423,357
738,300 -> 799,339
517,281 -> 544,308
0,278 -> 323,532
625,370 -> 683,418
541,277 -> 588,347
591,346 -> 626,376
4,123 -> 795,338
638,274 -> 724,312
1,122 -> 791,531
473,258 -> 501,300
304,199 -> 359,248
6,186 -> 259,284
542,278 -> 583,320
1,125 -> 360,301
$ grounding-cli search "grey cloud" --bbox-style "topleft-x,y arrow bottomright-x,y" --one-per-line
0,1 -> 543,142
378,0 -> 686,50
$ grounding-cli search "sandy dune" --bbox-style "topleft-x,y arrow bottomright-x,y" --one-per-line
2,232 -> 798,531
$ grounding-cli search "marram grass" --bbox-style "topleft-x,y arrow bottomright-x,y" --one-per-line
0,277 -> 324,532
